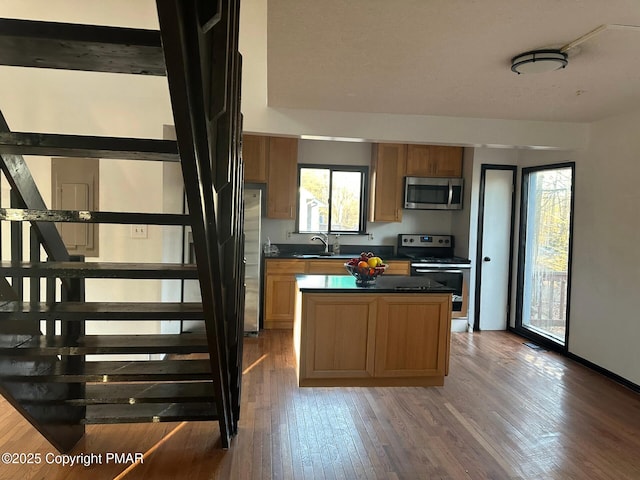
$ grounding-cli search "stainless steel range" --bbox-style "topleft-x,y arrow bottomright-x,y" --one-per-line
397,234 -> 471,313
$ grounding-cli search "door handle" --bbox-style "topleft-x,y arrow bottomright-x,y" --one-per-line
483,256 -> 491,262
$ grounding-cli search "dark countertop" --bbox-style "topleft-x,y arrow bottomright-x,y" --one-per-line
295,274 -> 455,294
264,243 -> 405,261
266,253 -> 363,260
266,254 -> 408,261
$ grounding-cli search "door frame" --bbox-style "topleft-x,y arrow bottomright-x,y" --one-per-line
473,164 -> 517,331
514,162 -> 575,352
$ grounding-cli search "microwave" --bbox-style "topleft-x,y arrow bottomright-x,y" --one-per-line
404,177 -> 464,210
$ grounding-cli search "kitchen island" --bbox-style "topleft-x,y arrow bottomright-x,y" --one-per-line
293,274 -> 454,387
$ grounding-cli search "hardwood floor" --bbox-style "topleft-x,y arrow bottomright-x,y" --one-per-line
0,330 -> 638,479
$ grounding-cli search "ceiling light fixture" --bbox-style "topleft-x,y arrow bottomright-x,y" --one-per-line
511,49 -> 568,74
511,24 -> 640,75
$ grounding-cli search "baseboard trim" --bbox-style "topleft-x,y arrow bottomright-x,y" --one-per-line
508,327 -> 639,394
566,352 -> 639,394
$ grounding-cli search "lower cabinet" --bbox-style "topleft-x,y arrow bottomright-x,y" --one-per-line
374,296 -> 451,378
295,292 -> 451,387
301,295 -> 377,379
264,259 -> 306,329
264,258 -> 410,329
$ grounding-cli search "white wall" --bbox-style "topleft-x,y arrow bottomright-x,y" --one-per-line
568,110 -> 640,384
0,0 -> 159,28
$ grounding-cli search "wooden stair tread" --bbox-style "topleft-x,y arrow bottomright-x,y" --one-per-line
83,382 -> 215,405
0,301 -> 203,319
0,334 -> 210,355
0,18 -> 165,75
0,208 -> 189,225
0,359 -> 212,382
83,402 -> 217,424
0,261 -> 198,279
17,382 -> 215,405
0,132 -> 179,162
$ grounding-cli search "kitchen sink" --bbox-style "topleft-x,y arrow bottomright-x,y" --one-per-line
292,252 -> 335,258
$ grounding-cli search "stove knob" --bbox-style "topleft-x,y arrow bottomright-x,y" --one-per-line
438,239 -> 443,243
444,239 -> 450,244
409,238 -> 414,243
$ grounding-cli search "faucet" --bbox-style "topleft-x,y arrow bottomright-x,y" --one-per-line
310,232 -> 330,253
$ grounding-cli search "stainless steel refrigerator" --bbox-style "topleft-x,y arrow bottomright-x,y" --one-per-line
243,189 -> 262,334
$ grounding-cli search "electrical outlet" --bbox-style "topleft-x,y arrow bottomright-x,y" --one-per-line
131,224 -> 148,239
286,231 -> 292,239
368,232 -> 374,240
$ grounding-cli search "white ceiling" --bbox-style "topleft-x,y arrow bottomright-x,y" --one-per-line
267,0 -> 640,123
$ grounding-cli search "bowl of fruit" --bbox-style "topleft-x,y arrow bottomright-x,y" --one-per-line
345,252 -> 387,286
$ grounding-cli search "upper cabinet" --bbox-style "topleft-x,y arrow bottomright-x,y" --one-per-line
267,136 -> 298,219
406,145 -> 463,177
242,134 -> 268,183
242,134 -> 298,219
369,143 -> 407,222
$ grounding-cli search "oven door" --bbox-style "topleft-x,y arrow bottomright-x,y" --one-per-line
412,267 -> 464,312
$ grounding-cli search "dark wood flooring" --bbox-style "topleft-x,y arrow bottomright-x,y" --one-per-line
0,330 -> 638,479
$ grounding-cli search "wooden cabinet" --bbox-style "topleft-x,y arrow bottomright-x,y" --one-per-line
374,295 -> 451,378
406,145 -> 463,177
241,134 -> 298,217
369,143 -> 406,222
242,134 -> 269,183
266,259 -> 349,329
384,260 -> 410,276
265,258 -> 411,329
306,259 -> 347,275
295,291 -> 451,386
301,294 -> 377,380
264,259 -> 306,329
267,136 -> 298,219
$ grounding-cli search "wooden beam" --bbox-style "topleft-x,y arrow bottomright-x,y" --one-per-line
0,208 -> 189,225
0,18 -> 165,75
156,0 -> 234,448
0,111 -> 70,261
0,301 -> 203,320
0,261 -> 198,279
0,132 -> 179,162
0,334 -> 210,356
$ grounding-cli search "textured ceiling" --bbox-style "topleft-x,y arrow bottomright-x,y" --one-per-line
267,0 -> 640,122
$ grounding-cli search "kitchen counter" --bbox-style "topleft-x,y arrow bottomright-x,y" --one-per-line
266,252 -> 407,261
264,243 -> 403,260
262,258 -> 412,329
267,253 -> 363,260
293,274 -> 452,387
295,274 -> 455,293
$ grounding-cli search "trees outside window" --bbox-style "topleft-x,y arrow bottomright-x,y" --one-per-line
297,165 -> 367,234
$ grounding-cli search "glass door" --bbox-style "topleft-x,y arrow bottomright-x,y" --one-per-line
516,163 -> 574,348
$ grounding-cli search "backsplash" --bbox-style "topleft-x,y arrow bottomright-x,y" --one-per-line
270,242 -> 396,258
261,209 -> 455,248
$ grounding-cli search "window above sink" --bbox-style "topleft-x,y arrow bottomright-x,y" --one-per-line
297,164 -> 368,234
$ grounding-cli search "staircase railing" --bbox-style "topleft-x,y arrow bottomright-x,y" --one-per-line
0,0 -> 244,452
156,0 -> 244,445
